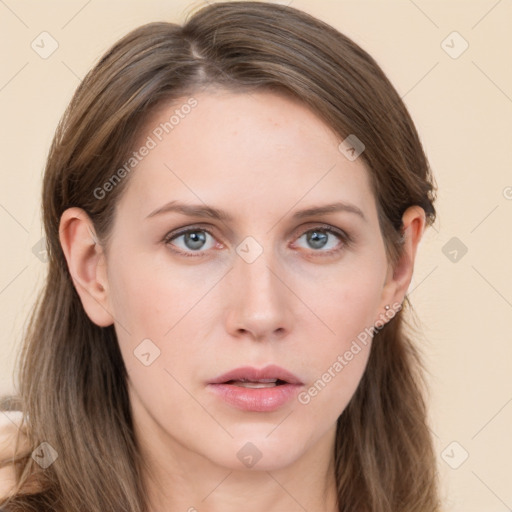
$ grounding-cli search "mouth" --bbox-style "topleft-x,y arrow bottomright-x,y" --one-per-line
208,364 -> 303,386
207,365 -> 303,412
224,378 -> 288,389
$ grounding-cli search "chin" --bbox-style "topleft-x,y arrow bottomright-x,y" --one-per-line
203,429 -> 310,472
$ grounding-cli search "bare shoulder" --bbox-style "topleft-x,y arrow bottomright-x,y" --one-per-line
0,410 -> 29,500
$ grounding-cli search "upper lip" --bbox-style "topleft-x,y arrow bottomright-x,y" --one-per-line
208,365 -> 303,385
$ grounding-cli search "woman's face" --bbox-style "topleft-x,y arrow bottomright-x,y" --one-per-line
69,89 -> 410,472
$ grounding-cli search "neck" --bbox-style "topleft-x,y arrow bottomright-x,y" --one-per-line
137,420 -> 339,512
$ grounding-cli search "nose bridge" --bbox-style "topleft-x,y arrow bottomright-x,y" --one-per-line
225,236 -> 292,338
237,237 -> 281,304
237,244 -> 276,299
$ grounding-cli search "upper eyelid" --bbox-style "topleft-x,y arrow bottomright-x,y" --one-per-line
165,223 -> 346,237
290,225 -> 349,250
164,225 -> 216,241
165,223 -> 348,248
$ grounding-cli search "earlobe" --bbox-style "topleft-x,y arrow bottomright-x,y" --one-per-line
59,207 -> 114,327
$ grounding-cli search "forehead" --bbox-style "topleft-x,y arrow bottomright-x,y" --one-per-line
118,89 -> 377,222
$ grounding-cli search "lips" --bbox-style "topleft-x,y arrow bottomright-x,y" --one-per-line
227,379 -> 281,389
208,365 -> 303,386
207,365 -> 303,412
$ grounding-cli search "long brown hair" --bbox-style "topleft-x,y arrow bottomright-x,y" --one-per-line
0,2 -> 439,511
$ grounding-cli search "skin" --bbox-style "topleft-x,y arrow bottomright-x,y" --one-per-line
59,89 -> 426,512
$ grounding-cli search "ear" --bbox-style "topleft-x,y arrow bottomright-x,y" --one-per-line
378,205 -> 426,319
59,207 -> 114,327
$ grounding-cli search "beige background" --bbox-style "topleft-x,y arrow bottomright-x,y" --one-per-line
1,0 -> 511,510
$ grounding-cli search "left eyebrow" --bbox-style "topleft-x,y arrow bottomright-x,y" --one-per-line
145,200 -> 366,222
290,201 -> 366,222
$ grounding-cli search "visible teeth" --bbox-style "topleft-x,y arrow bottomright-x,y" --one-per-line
230,379 -> 278,388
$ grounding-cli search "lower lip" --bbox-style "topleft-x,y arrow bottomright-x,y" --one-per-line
207,383 -> 302,412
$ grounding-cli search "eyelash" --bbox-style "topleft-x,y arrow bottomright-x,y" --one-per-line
163,224 -> 351,258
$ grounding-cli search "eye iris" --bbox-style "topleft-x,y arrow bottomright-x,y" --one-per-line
307,230 -> 328,249
184,231 -> 206,250
175,228 -> 336,252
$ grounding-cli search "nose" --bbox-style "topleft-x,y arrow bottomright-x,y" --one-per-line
224,245 -> 294,342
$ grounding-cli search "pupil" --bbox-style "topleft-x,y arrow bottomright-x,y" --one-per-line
308,230 -> 327,249
185,231 -> 206,250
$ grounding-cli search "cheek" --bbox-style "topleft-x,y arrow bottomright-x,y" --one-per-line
307,259 -> 386,342
105,249 -> 226,382
105,253 -> 181,373
296,261 -> 385,408
107,249 -> 196,333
